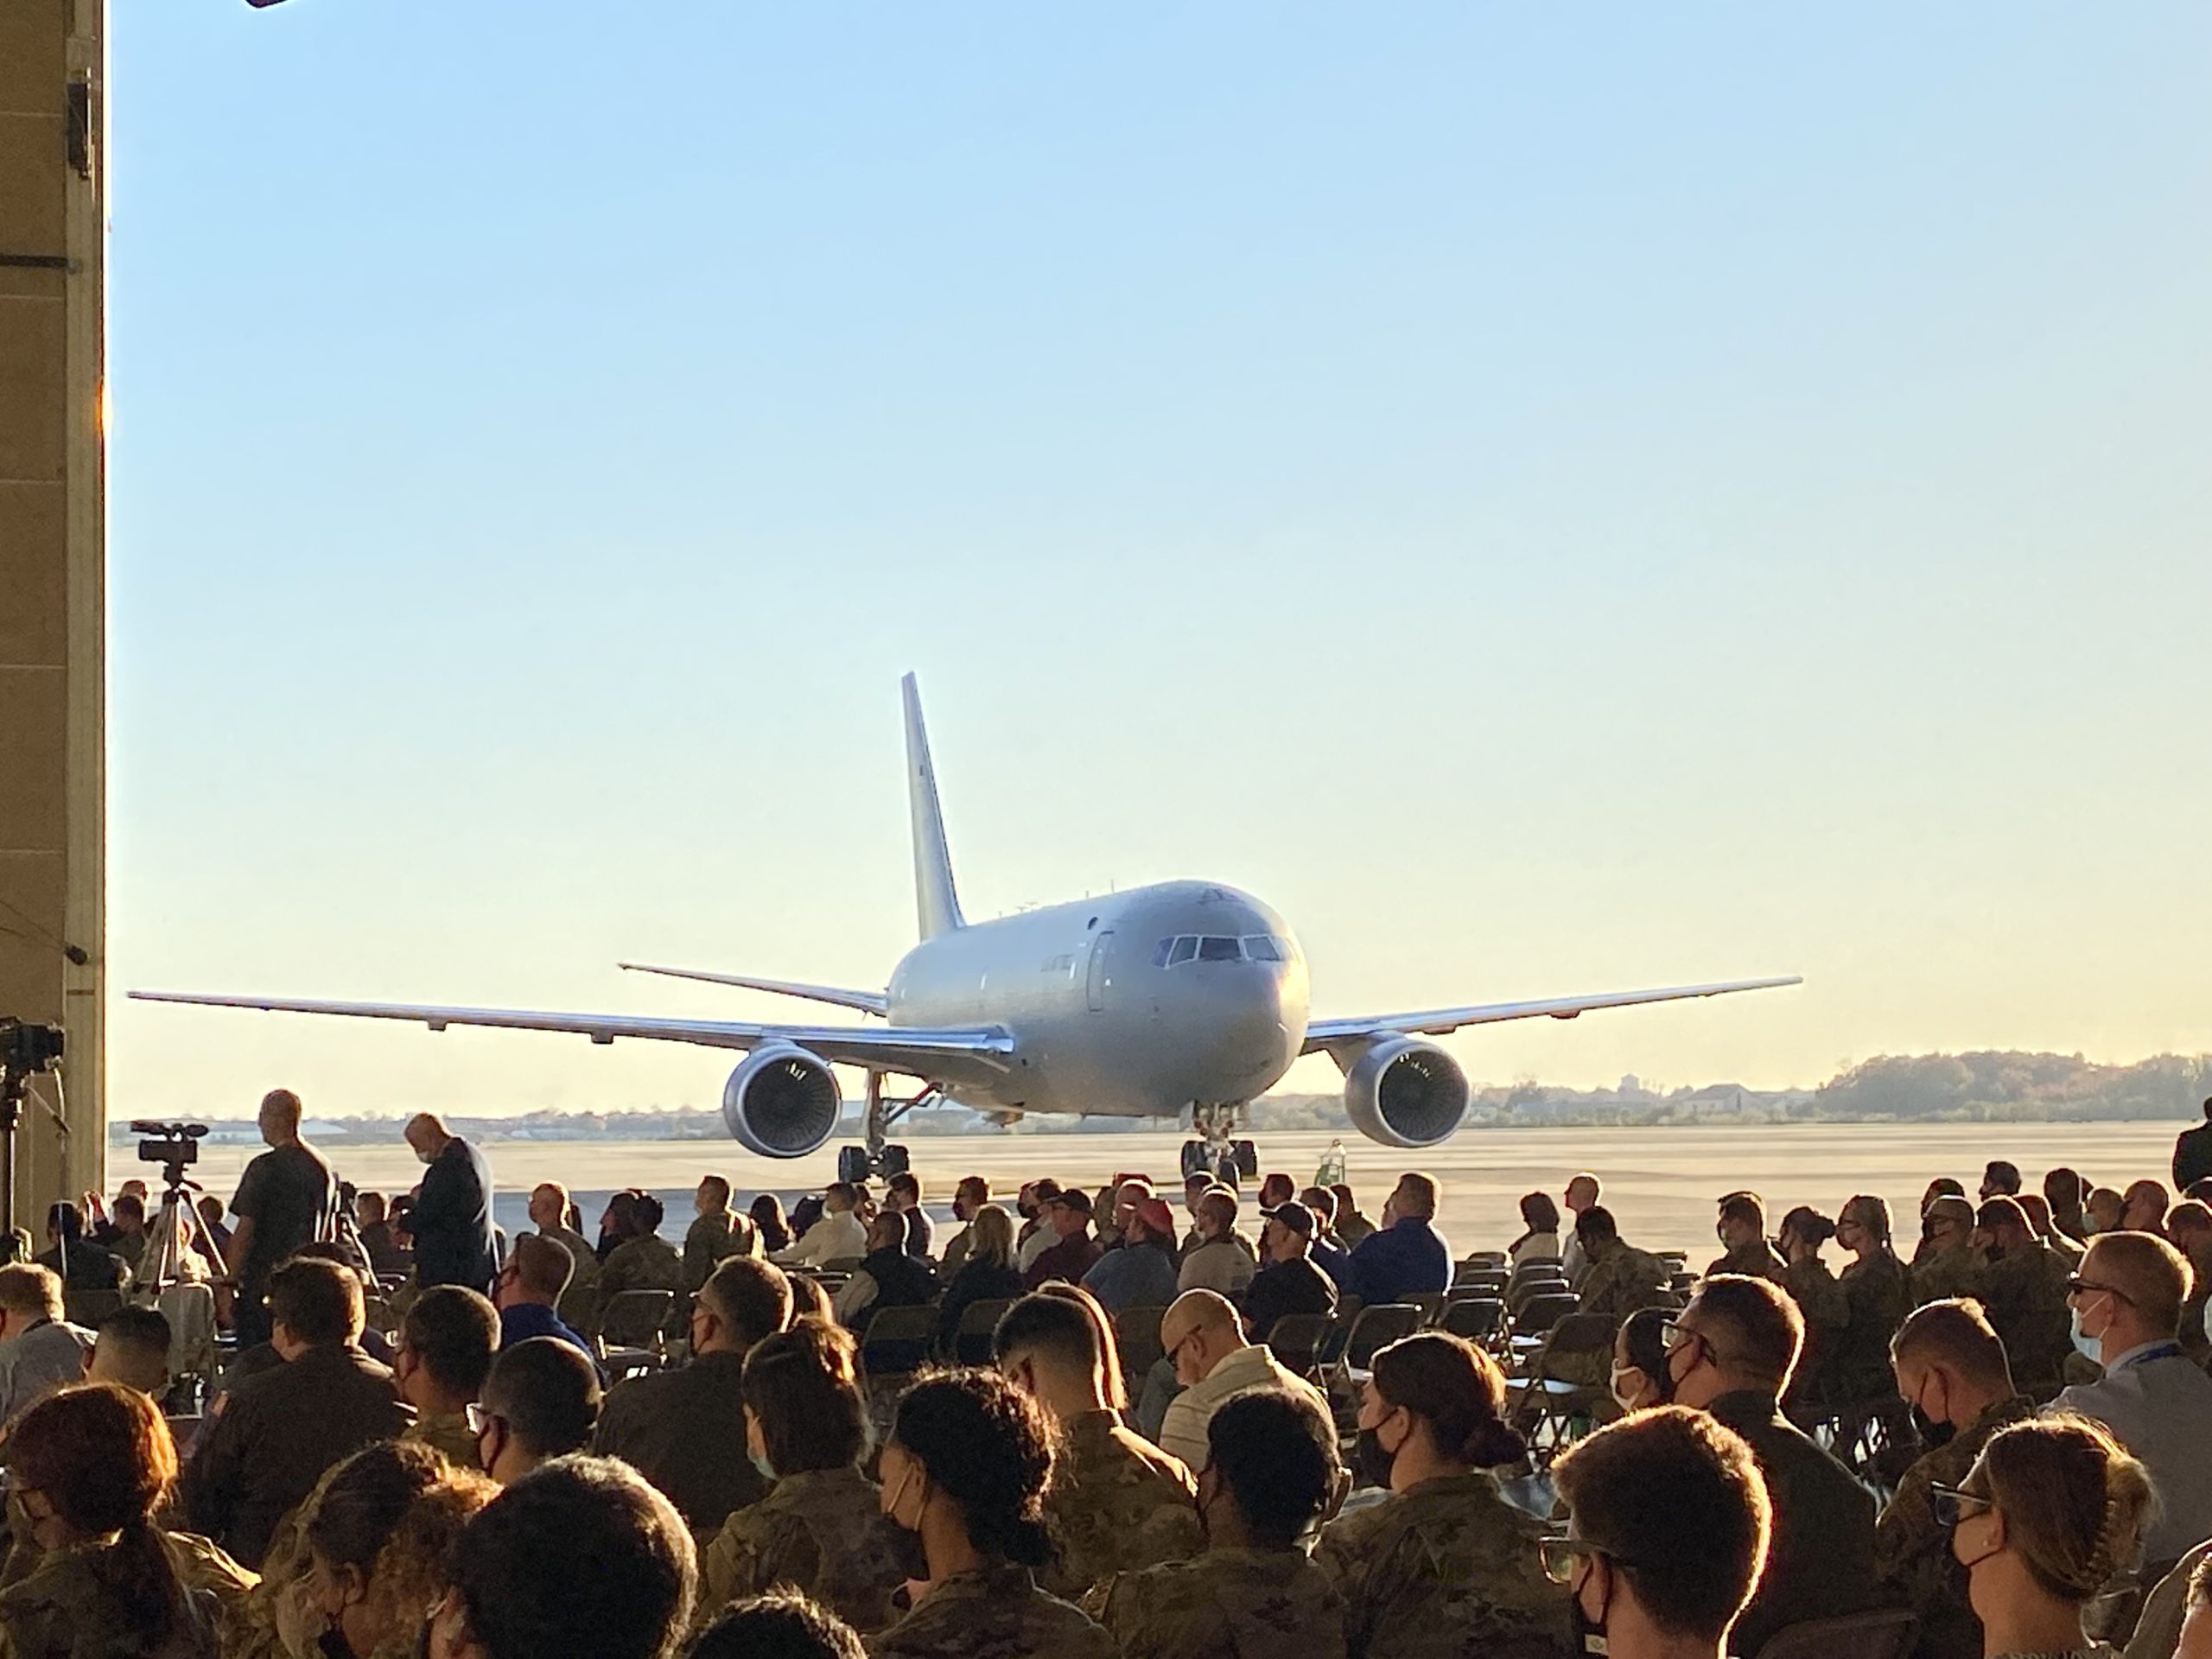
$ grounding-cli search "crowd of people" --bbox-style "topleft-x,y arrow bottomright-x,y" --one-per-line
1,1088 -> 2210,1659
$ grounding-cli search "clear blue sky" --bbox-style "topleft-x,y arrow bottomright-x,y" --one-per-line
109,3 -> 2212,1118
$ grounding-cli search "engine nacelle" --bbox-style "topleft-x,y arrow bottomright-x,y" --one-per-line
721,1044 -> 842,1158
1343,1035 -> 1471,1148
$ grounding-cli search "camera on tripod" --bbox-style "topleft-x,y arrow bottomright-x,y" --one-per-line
1,1020 -> 64,1081
130,1121 -> 208,1189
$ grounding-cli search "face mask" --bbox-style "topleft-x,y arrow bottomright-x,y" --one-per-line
751,1449 -> 777,1484
883,1465 -> 933,1585
1572,1562 -> 1611,1656
1608,1365 -> 1645,1414
2069,1301 -> 2104,1361
1910,1403 -> 1955,1452
1354,1411 -> 1401,1490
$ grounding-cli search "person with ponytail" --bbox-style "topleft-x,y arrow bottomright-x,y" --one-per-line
0,1382 -> 238,1658
868,1369 -> 1117,1659
1942,1414 -> 2156,1659
1315,1332 -> 1571,1659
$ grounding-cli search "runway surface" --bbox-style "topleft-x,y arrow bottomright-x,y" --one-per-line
171,1120 -> 2183,1262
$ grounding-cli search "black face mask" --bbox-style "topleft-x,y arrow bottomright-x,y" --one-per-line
320,1630 -> 356,1659
1910,1404 -> 1955,1452
1353,1427 -> 1397,1491
1572,1566 -> 1611,1656
884,1511 -> 931,1585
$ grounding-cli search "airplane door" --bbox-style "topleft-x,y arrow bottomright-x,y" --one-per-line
1086,931 -> 1115,1012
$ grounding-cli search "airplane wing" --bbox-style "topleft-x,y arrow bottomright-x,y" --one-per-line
1303,976 -> 1802,1053
616,963 -> 888,1017
127,990 -> 1010,1083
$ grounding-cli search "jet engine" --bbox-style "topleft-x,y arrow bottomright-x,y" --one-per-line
1342,1035 -> 1471,1148
721,1043 -> 842,1158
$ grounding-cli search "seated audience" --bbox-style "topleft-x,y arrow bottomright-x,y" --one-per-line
397,1285 -> 500,1468
303,1440 -> 499,1659
423,1455 -> 696,1659
88,1304 -> 172,1398
684,1175 -> 756,1289
493,1232 -> 590,1354
994,1289 -> 1202,1600
935,1177 -> 991,1275
689,1591 -> 866,1659
1551,1406 -> 1774,1659
1155,1290 -> 1329,1474
1913,1195 -> 1985,1305
774,1184 -> 868,1269
1610,1306 -> 1675,1414
591,1255 -> 791,1533
2132,1548 -> 2212,1659
1176,1186 -> 1255,1299
0,1382 -> 245,1659
353,1189 -> 409,1277
1706,1192 -> 1783,1282
749,1192 -> 793,1256
1318,1332 -> 1567,1659
474,1338 -> 602,1484
1331,1181 -> 1377,1249
1347,1173 -> 1452,1304
1081,1195 -> 1182,1313
594,1191 -> 687,1335
2016,1193 -> 2083,1268
2044,1167 -> 2090,1244
695,1318 -> 905,1636
1945,1417 -> 2154,1659
1969,1197 -> 2074,1395
1095,1389 -> 1348,1659
1665,1274 -> 1880,1655
1980,1161 -> 2024,1201
1560,1173 -> 1602,1282
868,1369 -> 1117,1659
105,1193 -> 151,1276
2169,1199 -> 2212,1355
1878,1299 -> 2035,1659
1025,1186 -> 1103,1290
1508,1191 -> 1563,1269
184,1257 -> 408,1568
0,1262 -> 92,1422
2085,1186 -> 2126,1235
1241,1199 -> 1338,1338
833,1211 -> 938,1325
2050,1230 -> 2212,1569
1300,1186 -> 1357,1293
2122,1179 -> 2171,1236
1775,1207 -> 1847,1402
1570,1206 -> 1673,1335
526,1183 -> 601,1333
936,1203 -> 1026,1356
886,1172 -> 934,1259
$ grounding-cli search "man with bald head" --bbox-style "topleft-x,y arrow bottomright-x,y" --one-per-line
1154,1289 -> 1327,1472
405,1112 -> 498,1294
226,1088 -> 339,1347
2051,1230 -> 2212,1569
527,1182 -> 601,1332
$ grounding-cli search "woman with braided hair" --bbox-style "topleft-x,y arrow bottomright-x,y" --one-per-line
1942,1414 -> 2156,1659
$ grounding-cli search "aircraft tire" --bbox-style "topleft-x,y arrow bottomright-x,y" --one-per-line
837,1145 -> 870,1185
1179,1140 -> 1210,1180
1233,1139 -> 1258,1179
880,1143 -> 911,1179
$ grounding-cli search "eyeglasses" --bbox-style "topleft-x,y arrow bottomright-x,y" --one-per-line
1659,1319 -> 1701,1352
1930,1484 -> 1993,1529
1541,1535 -> 1644,1585
2065,1278 -> 2132,1303
464,1402 -> 503,1438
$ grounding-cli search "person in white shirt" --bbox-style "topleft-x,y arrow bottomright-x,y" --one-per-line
1560,1173 -> 1602,1284
1016,1181 -> 1064,1274
2050,1230 -> 2212,1568
1154,1289 -> 1327,1473
0,1263 -> 92,1425
1177,1188 -> 1255,1299
772,1183 -> 868,1269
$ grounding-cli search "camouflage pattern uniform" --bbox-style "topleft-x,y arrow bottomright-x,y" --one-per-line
1779,1257 -> 1851,1405
0,1528 -> 250,1659
683,1210 -> 758,1290
1551,1239 -> 1672,1385
1972,1243 -> 2074,1396
1093,1545 -> 1349,1659
1833,1251 -> 1914,1402
594,1232 -> 688,1338
866,1560 -> 1120,1659
695,1465 -> 907,1636
403,1409 -> 482,1470
1876,1395 -> 2034,1659
1039,1409 -> 1204,1602
1314,1472 -> 1573,1659
1908,1244 -> 1983,1310
1706,1240 -> 1785,1283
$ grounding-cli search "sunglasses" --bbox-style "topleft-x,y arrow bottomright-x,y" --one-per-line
1929,1484 -> 1993,1529
2064,1278 -> 2132,1302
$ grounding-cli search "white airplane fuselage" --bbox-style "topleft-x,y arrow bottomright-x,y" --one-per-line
887,880 -> 1308,1117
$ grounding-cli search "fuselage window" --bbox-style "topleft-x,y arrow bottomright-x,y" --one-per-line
1198,936 -> 1242,963
1243,935 -> 1281,962
1167,935 -> 1199,967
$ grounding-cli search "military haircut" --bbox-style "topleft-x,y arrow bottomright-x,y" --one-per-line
698,1174 -> 732,1209
1205,1388 -> 1337,1549
1716,1191 -> 1765,1232
1395,1172 -> 1440,1218
450,1455 -> 696,1659
1575,1205 -> 1619,1247
484,1338 -> 602,1460
704,1255 -> 794,1347
1690,1275 -> 1803,1392
402,1286 -> 499,1397
511,1231 -> 575,1300
2082,1231 -> 2190,1332
1554,1406 -> 1772,1643
0,1262 -> 65,1319
95,1305 -> 173,1380
268,1256 -> 363,1346
994,1289 -> 1102,1372
690,1591 -> 865,1659
1891,1298 -> 2012,1390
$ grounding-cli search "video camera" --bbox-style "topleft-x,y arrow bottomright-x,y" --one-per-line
129,1121 -> 208,1190
1,1020 -> 63,1080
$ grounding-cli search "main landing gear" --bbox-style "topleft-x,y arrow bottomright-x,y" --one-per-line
836,1073 -> 939,1185
1180,1102 -> 1258,1185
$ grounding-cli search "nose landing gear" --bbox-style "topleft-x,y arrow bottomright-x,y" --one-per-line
1180,1103 -> 1258,1184
836,1072 -> 935,1185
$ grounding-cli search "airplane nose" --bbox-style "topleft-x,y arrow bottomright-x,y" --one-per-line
1213,965 -> 1296,1084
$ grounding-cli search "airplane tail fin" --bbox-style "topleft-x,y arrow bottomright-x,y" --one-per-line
902,674 -> 966,939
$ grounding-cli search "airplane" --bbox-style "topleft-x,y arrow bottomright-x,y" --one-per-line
133,676 -> 1801,1185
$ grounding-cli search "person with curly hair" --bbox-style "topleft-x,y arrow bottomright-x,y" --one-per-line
303,1440 -> 499,1658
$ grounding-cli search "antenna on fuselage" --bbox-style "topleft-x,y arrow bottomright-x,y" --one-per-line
901,673 -> 967,940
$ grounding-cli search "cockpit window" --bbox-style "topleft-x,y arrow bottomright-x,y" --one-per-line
1167,935 -> 1199,967
1198,936 -> 1242,963
1243,934 -> 1281,963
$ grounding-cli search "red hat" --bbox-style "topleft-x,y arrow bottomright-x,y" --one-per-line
1133,1198 -> 1177,1239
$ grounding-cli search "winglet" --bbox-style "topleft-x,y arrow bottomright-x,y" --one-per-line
902,674 -> 966,939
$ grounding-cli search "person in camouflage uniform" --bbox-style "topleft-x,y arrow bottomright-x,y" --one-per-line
1967,1198 -> 2074,1397
1833,1195 -> 1916,1404
1777,1208 -> 1850,1409
867,1370 -> 1118,1659
1317,1334 -> 1571,1659
1878,1300 -> 2035,1659
695,1319 -> 907,1636
394,1286 -> 498,1473
594,1192 -> 690,1340
1091,1389 -> 1349,1659
684,1175 -> 760,1291
1707,1192 -> 1786,1282
1909,1197 -> 1984,1307
994,1292 -> 1205,1601
1551,1208 -> 1673,1388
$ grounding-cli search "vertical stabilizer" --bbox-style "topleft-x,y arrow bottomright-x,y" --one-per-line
901,674 -> 966,938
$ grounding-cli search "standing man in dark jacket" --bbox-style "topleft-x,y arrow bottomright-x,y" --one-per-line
1665,1274 -> 1880,1656
2176,1099 -> 2212,1196
1347,1173 -> 1452,1305
404,1113 -> 499,1294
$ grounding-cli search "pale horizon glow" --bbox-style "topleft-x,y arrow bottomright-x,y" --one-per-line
107,4 -> 2211,1121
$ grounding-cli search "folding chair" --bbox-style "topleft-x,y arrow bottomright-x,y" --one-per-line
1504,1312 -> 1613,1464
595,1289 -> 676,1371
1266,1313 -> 1332,1379
1406,1292 -> 1446,1327
954,1298 -> 1015,1368
1318,1297 -> 1363,1366
860,1305 -> 939,1381
1507,1275 -> 1571,1315
1461,1250 -> 1508,1270
1453,1268 -> 1509,1295
1329,1303 -> 1422,1401
1512,1292 -> 1579,1338
1749,1610 -> 1918,1659
1440,1296 -> 1504,1345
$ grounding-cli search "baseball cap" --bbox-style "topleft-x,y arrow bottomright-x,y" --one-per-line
1047,1186 -> 1094,1218
1266,1200 -> 1315,1237
1133,1198 -> 1176,1238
